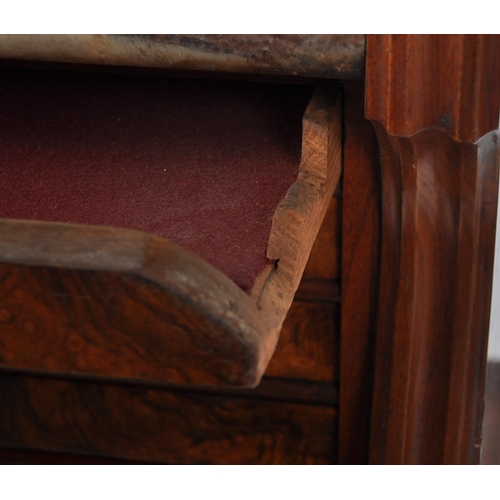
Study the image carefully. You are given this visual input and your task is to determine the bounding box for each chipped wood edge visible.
[253,87,343,364]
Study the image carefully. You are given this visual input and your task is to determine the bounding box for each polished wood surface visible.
[366,35,499,143]
[366,34,500,464]
[266,301,338,382]
[0,373,336,464]
[0,224,270,387]
[339,80,380,464]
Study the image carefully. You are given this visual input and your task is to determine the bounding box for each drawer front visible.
[0,374,337,464]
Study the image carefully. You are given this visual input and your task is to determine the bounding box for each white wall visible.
[488,181,500,361]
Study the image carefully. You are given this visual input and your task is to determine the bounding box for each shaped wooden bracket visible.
[366,34,500,464]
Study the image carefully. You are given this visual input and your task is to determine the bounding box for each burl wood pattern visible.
[366,34,500,464]
[0,225,267,387]
[0,86,342,388]
[0,374,337,464]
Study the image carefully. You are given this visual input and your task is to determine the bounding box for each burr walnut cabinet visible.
[0,34,498,464]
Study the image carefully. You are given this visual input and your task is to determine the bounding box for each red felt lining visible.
[0,69,313,290]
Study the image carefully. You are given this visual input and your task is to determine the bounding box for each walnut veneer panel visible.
[266,302,338,382]
[0,374,337,464]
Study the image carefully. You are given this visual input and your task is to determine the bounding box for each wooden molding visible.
[0,86,342,389]
[366,34,500,142]
[0,34,365,80]
[340,80,380,464]
[365,34,500,464]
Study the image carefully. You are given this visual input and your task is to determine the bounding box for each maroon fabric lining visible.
[0,69,312,290]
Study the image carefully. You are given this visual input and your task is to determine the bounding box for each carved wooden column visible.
[365,35,500,464]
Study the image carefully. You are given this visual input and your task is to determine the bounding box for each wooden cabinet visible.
[0,34,498,464]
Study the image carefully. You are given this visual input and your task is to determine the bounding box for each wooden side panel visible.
[369,124,499,465]
[365,34,500,464]
[259,87,342,338]
[0,374,337,464]
[339,81,380,464]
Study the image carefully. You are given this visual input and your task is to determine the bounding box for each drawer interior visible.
[0,68,313,291]
[0,66,341,389]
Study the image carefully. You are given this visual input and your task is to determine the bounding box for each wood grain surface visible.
[0,225,272,387]
[265,301,338,382]
[365,34,500,464]
[294,278,340,304]
[366,35,500,143]
[303,198,341,280]
[0,34,365,80]
[257,87,342,342]
[339,80,380,464]
[0,448,152,464]
[0,374,337,464]
[265,194,341,382]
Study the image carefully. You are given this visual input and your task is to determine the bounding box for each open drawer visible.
[0,68,341,388]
